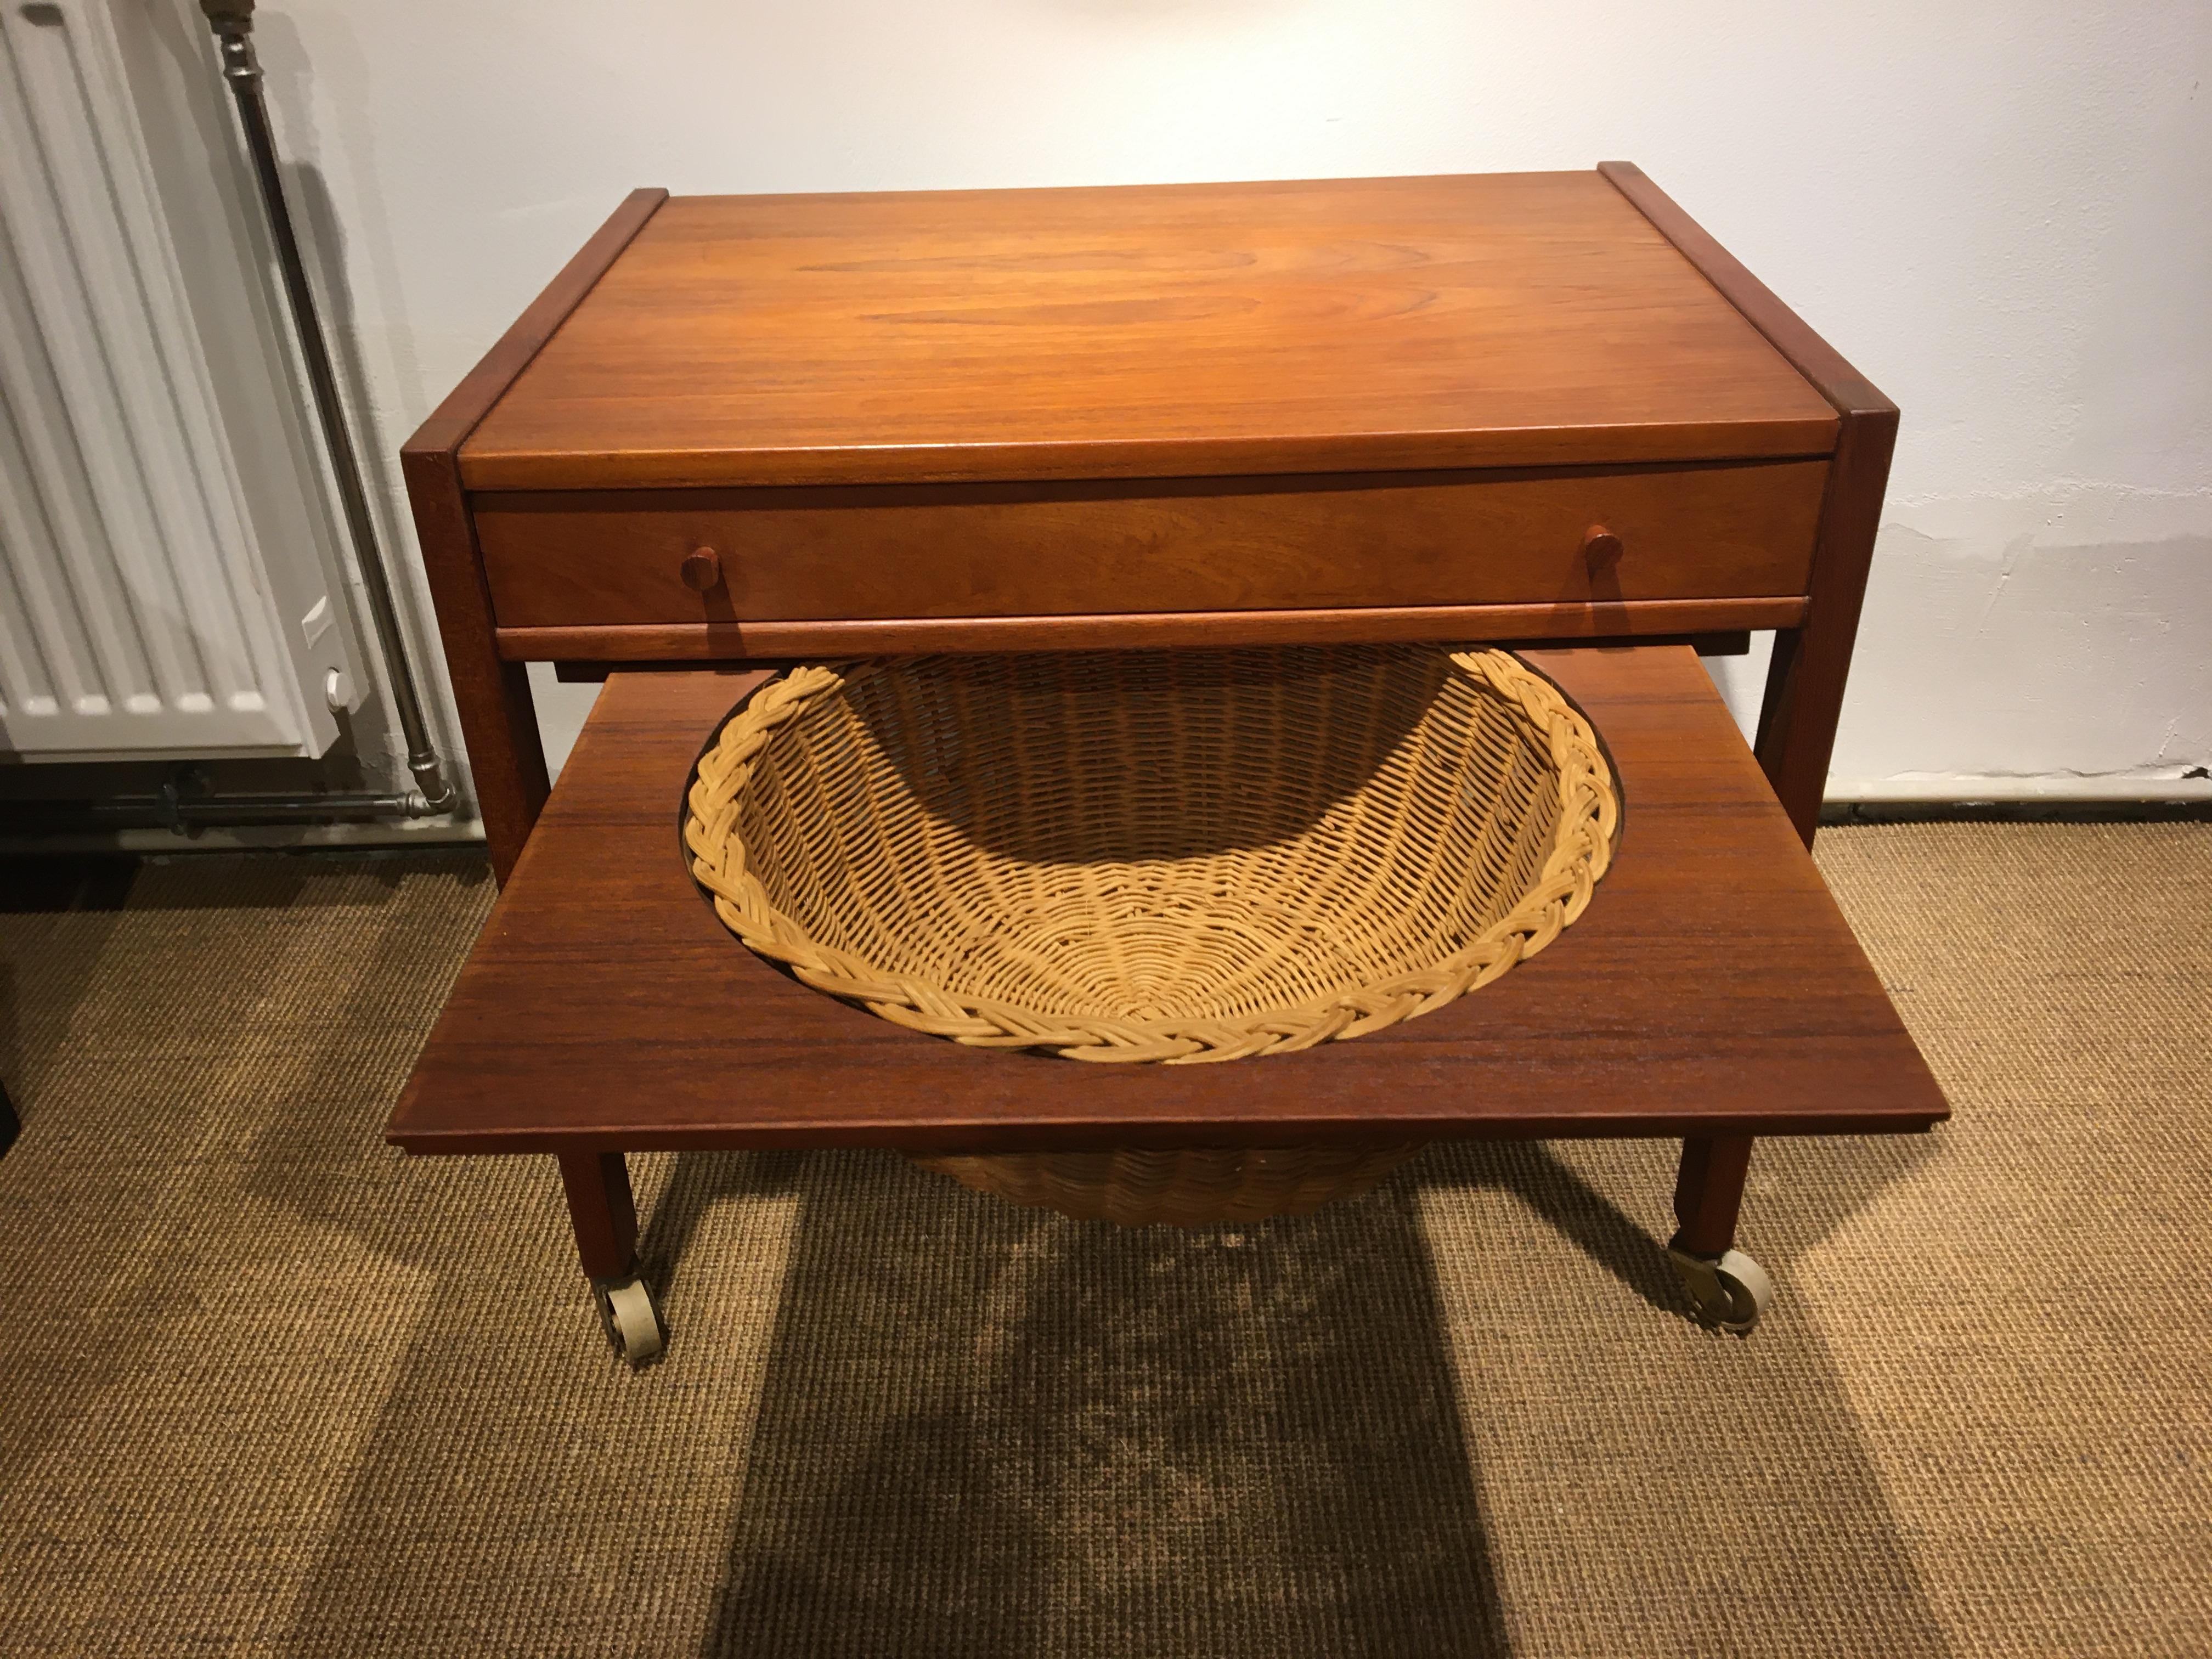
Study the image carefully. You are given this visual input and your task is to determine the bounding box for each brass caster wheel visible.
[592,1274,665,1365]
[1668,1244,1774,1335]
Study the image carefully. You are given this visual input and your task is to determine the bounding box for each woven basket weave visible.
[684,644,1619,1223]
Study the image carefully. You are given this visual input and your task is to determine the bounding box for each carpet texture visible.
[0,824,2205,1657]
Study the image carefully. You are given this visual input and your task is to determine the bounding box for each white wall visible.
[234,0,2210,799]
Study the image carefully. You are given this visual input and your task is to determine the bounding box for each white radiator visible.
[0,0,364,762]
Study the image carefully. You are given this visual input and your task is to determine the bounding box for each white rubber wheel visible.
[1709,1249,1774,1335]
[595,1277,665,1365]
[1668,1244,1775,1335]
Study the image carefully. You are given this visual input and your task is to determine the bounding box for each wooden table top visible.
[457,172,1840,492]
[389,646,1946,1155]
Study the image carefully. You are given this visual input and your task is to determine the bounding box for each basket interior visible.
[709,645,1583,1028]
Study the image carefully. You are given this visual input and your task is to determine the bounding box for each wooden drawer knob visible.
[680,546,723,591]
[1582,525,1624,567]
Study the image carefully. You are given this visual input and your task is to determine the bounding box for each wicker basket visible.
[684,644,1620,1224]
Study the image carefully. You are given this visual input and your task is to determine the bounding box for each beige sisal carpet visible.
[0,823,2205,1657]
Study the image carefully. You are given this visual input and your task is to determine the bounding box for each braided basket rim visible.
[682,647,1620,1065]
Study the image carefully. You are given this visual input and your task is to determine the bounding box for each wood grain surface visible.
[388,647,1947,1154]
[475,460,1826,629]
[456,173,1841,490]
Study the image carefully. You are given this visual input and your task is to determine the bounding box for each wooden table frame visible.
[393,165,1925,1358]
[404,166,1894,881]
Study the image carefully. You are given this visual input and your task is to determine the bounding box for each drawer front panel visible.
[475,461,1828,629]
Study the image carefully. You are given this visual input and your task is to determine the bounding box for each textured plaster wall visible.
[216,0,2209,800]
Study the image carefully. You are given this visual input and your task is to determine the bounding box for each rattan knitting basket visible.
[684,644,1620,1226]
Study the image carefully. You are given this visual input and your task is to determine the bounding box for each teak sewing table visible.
[390,167,1948,1362]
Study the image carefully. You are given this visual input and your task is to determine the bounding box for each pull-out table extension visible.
[391,166,1947,1361]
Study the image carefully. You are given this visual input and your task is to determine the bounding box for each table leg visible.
[556,1151,664,1364]
[1672,1133,1752,1255]
[1667,1135,1774,1334]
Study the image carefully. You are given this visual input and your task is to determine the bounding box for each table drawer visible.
[475,460,1827,629]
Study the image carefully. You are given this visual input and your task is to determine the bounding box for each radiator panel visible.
[0,0,361,761]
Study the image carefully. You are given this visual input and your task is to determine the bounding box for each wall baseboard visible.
[1823,799,2212,826]
[1829,773,2212,805]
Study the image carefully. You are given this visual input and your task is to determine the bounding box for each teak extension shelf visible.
[392,166,1946,1362]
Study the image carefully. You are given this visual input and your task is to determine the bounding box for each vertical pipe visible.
[198,0,454,813]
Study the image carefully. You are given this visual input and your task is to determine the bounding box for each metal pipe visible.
[1,793,420,831]
[1,758,418,832]
[198,0,455,816]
